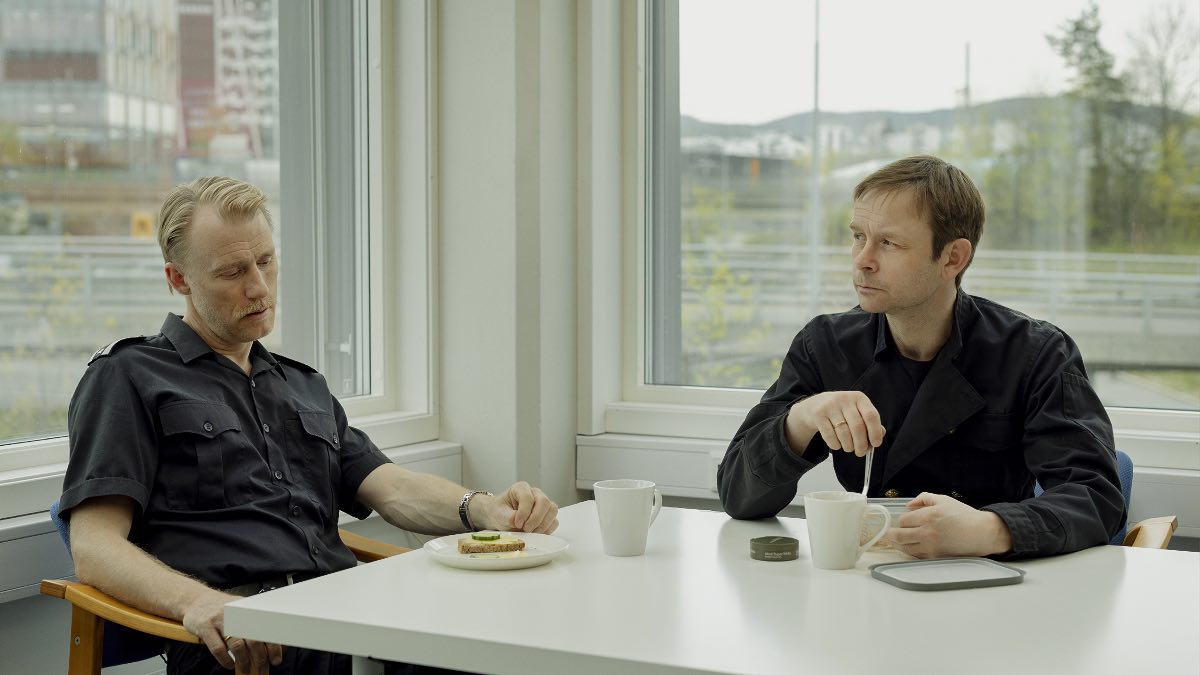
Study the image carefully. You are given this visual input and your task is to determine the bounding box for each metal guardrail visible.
[1,236,1198,369]
[678,243,1200,370]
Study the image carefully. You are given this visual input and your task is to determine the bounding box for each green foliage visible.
[680,186,777,388]
[0,246,92,440]
[0,123,21,166]
[1043,1,1200,253]
[1047,2,1125,103]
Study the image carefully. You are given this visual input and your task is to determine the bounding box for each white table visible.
[225,502,1200,675]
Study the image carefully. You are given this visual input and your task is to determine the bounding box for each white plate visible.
[423,532,570,571]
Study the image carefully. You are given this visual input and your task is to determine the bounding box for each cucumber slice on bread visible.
[458,534,526,555]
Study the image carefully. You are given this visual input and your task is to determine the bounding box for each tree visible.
[1127,1,1199,155]
[1125,1,1200,252]
[1047,1,1128,247]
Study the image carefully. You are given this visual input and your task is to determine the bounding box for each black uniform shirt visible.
[60,314,391,587]
[717,291,1126,559]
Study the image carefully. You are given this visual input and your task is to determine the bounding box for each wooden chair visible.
[41,528,410,675]
[1122,515,1179,549]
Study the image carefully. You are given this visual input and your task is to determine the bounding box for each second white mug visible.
[594,479,663,556]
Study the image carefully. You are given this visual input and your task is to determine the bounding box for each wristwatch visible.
[458,490,493,531]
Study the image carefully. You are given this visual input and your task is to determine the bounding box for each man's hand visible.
[787,391,885,457]
[181,588,283,671]
[476,481,559,533]
[887,492,1013,558]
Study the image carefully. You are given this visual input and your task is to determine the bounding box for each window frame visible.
[581,0,1199,472]
[0,0,440,513]
[277,0,438,446]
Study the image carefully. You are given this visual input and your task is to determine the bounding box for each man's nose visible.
[245,267,269,298]
[854,243,878,271]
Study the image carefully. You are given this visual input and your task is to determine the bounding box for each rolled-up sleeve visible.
[718,329,830,519]
[983,330,1125,558]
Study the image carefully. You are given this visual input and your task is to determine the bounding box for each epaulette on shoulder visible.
[272,352,319,374]
[89,336,148,365]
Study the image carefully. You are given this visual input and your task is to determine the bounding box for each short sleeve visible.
[328,396,391,520]
[60,357,157,519]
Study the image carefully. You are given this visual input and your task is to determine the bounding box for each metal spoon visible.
[862,448,874,496]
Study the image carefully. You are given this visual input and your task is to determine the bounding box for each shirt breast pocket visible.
[286,410,340,513]
[159,401,242,510]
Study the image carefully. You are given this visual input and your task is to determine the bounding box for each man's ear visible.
[164,262,190,296]
[942,238,972,281]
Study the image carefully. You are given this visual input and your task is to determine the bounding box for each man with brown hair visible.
[717,156,1125,559]
[61,177,556,674]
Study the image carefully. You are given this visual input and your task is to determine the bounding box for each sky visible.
[679,0,1200,124]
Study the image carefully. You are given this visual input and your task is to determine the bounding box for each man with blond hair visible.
[718,156,1125,559]
[60,177,552,674]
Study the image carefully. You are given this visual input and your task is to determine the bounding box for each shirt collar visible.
[160,313,282,376]
[250,341,285,379]
[160,314,213,363]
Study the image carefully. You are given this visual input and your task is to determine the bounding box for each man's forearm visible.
[361,464,482,535]
[72,532,220,622]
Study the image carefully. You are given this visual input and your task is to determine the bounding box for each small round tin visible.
[750,536,799,562]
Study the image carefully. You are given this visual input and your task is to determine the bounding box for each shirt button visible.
[273,470,284,480]
[884,488,900,498]
[332,435,339,446]
[262,423,270,433]
[311,545,319,556]
[202,422,213,432]
[251,380,257,388]
[291,505,300,517]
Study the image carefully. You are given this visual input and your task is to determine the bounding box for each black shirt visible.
[60,314,391,587]
[716,291,1126,559]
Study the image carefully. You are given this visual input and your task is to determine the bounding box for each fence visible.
[1,236,1198,371]
[679,243,1200,371]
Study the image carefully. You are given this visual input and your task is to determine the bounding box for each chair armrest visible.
[40,579,200,644]
[338,528,412,563]
[1122,515,1179,549]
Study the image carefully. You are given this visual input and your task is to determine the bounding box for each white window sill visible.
[577,431,1200,541]
[601,401,1200,470]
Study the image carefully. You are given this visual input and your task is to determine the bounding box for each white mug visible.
[803,491,891,570]
[594,479,663,556]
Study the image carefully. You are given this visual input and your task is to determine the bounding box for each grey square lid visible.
[870,557,1026,591]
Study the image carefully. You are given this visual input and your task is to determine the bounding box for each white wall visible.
[439,0,581,505]
[0,594,165,674]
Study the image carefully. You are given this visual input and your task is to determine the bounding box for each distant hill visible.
[680,95,1176,137]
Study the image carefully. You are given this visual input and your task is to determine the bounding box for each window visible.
[645,0,1200,416]
[0,0,436,460]
[0,0,224,446]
